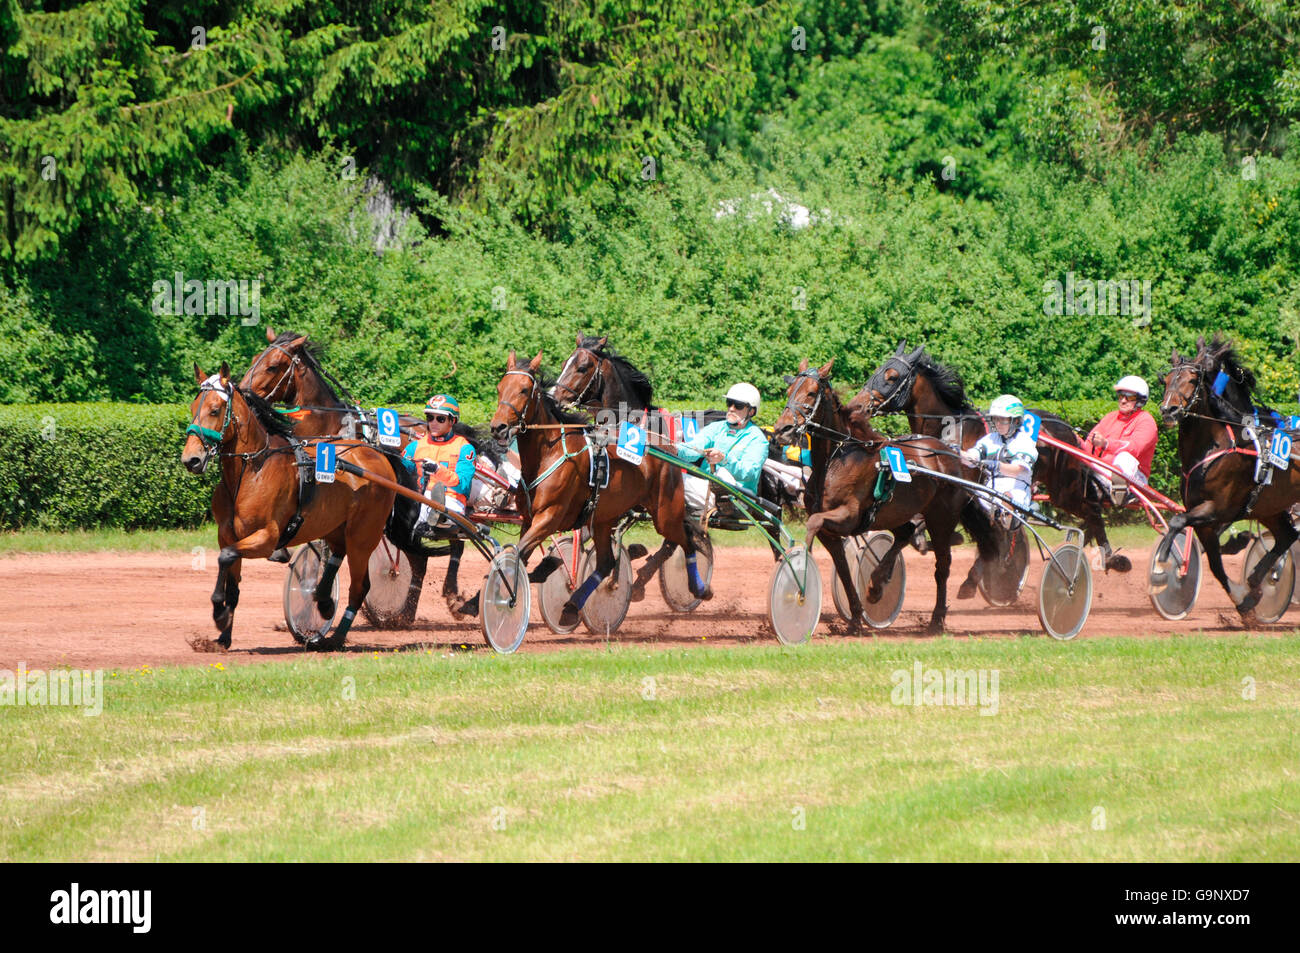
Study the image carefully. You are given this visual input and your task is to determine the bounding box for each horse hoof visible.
[925,621,944,636]
[267,548,290,564]
[1105,554,1132,573]
[305,632,337,652]
[956,580,977,600]
[559,602,581,628]
[630,585,646,603]
[627,543,649,560]
[692,585,714,602]
[316,597,336,620]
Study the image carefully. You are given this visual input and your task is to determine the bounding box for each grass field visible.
[3,636,1298,861]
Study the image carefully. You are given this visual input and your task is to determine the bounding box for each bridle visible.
[243,342,302,402]
[495,368,543,442]
[861,355,917,416]
[779,368,827,439]
[185,376,238,474]
[552,347,605,408]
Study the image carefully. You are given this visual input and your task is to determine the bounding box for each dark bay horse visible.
[1159,335,1300,621]
[241,326,492,611]
[855,342,1127,591]
[773,358,998,634]
[181,363,395,650]
[485,351,710,627]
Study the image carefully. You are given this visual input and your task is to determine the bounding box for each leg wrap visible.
[569,570,606,609]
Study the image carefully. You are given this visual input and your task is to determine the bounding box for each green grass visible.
[3,637,1298,861]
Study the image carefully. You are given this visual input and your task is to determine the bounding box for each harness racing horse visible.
[480,350,711,627]
[241,327,493,613]
[855,342,1127,594]
[773,358,999,634]
[181,362,396,650]
[1159,335,1300,622]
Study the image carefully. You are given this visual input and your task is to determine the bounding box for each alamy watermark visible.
[1043,272,1151,327]
[890,660,999,716]
[1,662,104,716]
[151,271,262,325]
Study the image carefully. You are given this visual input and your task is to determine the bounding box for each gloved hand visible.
[959,448,979,468]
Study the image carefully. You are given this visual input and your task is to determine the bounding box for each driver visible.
[676,382,769,514]
[960,394,1038,527]
[404,394,476,536]
[1085,375,1157,504]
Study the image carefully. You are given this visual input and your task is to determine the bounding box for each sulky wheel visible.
[283,541,339,645]
[1147,528,1202,621]
[480,547,530,654]
[361,541,426,629]
[768,545,822,645]
[659,535,715,613]
[1239,533,1296,624]
[856,532,906,629]
[978,525,1030,607]
[539,535,582,635]
[579,544,634,636]
[831,536,864,622]
[1037,543,1092,641]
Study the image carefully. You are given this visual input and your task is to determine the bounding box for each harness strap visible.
[275,442,319,550]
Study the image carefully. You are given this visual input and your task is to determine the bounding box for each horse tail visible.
[381,448,423,553]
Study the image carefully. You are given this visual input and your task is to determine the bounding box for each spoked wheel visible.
[1239,533,1296,624]
[1037,543,1092,640]
[1148,528,1203,621]
[283,541,339,645]
[480,547,530,654]
[1292,539,1300,606]
[768,545,822,645]
[978,526,1030,607]
[659,535,715,613]
[580,544,634,635]
[361,542,426,629]
[831,536,864,622]
[539,535,581,635]
[856,533,906,629]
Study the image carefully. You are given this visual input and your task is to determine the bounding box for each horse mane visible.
[525,365,591,426]
[271,330,342,405]
[580,335,654,408]
[1199,334,1265,418]
[239,387,298,441]
[452,421,503,465]
[913,351,975,413]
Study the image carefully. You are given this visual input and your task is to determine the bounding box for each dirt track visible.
[2,543,1293,671]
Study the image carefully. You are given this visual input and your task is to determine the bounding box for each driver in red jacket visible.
[1086,375,1158,504]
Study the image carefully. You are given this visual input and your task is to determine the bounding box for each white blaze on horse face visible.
[201,374,231,401]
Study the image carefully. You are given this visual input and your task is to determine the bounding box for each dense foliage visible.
[3,1,1298,415]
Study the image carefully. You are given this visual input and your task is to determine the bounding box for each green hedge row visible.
[15,398,1288,531]
[0,404,216,531]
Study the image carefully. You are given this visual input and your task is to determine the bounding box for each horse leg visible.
[1188,521,1248,610]
[456,513,568,619]
[199,527,279,652]
[561,520,617,627]
[312,529,348,622]
[310,530,375,651]
[1238,513,1299,614]
[866,526,911,604]
[925,517,956,635]
[817,528,861,630]
[631,540,675,602]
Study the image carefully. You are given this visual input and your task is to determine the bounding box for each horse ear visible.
[819,358,834,380]
[265,326,276,344]
[507,351,517,370]
[529,350,544,370]
[797,357,809,373]
[1196,334,1206,352]
[219,361,231,385]
[907,345,924,361]
[596,335,608,349]
[895,339,907,356]
[782,375,795,385]
[576,332,583,347]
[194,362,205,384]
[288,335,308,351]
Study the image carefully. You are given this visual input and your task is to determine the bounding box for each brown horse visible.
[773,358,998,634]
[483,351,709,626]
[1159,335,1300,620]
[854,342,1130,591]
[181,362,395,650]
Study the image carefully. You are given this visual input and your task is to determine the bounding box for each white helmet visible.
[1114,375,1149,404]
[725,382,761,412]
[988,394,1025,419]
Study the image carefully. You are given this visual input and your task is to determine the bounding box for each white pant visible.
[685,467,739,513]
[418,487,465,525]
[1091,451,1146,485]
